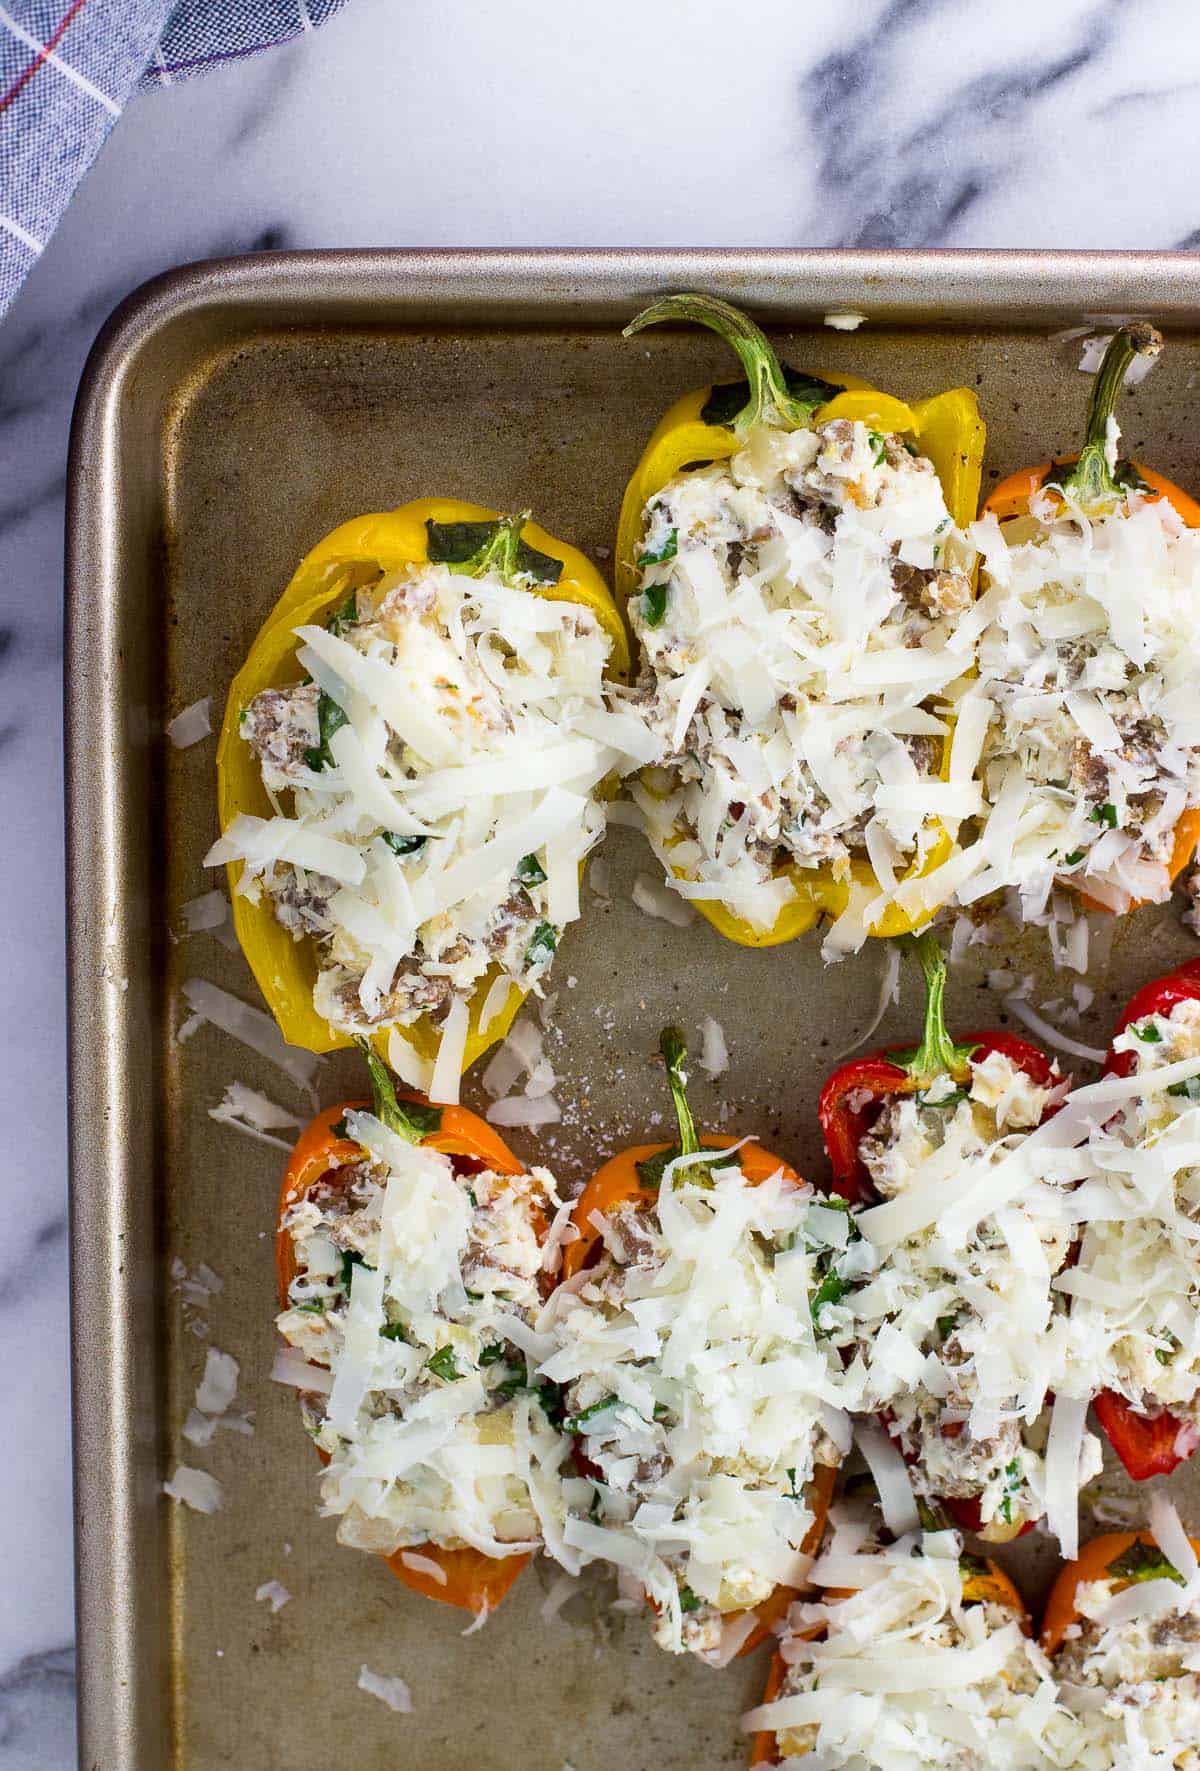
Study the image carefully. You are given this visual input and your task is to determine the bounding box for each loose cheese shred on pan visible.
[632,873,697,928]
[1002,994,1106,1064]
[486,1093,561,1130]
[698,1015,728,1078]
[357,1665,413,1714]
[830,941,901,1061]
[178,978,319,1099]
[180,890,229,934]
[163,1466,224,1514]
[461,1599,491,1637]
[166,698,212,748]
[195,1348,239,1416]
[209,1082,304,1150]
[255,1580,291,1613]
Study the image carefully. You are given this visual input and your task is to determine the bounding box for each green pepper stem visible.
[660,1026,700,1157]
[1060,323,1161,513]
[358,1038,426,1145]
[893,933,976,1089]
[624,292,822,436]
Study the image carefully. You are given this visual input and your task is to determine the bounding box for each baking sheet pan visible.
[66,250,1200,1771]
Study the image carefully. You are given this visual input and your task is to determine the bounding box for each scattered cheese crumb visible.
[357,1665,412,1713]
[823,311,866,331]
[698,1015,728,1078]
[632,873,696,928]
[255,1580,291,1613]
[195,1348,239,1417]
[163,1466,224,1514]
[166,698,212,749]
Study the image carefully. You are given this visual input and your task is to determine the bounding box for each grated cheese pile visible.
[1053,999,1200,1451]
[744,1516,1063,1766]
[275,1109,569,1561]
[1052,1514,1200,1769]
[208,556,649,1046]
[534,1152,848,1660]
[967,480,1200,918]
[618,416,978,944]
[820,1048,1100,1538]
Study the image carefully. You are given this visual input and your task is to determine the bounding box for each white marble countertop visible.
[3,0,1200,1760]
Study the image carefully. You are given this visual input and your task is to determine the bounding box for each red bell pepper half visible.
[817,933,1061,1538]
[817,932,1059,1205]
[1093,958,1200,1479]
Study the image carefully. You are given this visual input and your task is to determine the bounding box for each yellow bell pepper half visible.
[615,294,985,948]
[216,497,629,1070]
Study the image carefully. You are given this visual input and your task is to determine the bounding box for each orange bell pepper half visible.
[1041,1530,1200,1658]
[982,324,1200,907]
[560,1027,836,1655]
[274,1048,539,1616]
[750,1554,1027,1765]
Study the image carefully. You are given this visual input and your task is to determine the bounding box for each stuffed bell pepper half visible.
[965,323,1200,919]
[273,1045,568,1616]
[745,1505,1050,1768]
[537,1027,844,1663]
[210,498,635,1093]
[814,932,1085,1542]
[614,294,985,953]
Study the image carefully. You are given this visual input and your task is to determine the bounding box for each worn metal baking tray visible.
[66,250,1200,1771]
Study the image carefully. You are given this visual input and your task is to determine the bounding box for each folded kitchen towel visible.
[0,0,351,317]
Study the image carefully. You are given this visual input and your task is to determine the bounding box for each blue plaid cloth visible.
[0,0,351,315]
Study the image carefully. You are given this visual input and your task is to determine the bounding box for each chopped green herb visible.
[379,1323,407,1342]
[959,1550,989,1581]
[810,1270,846,1326]
[1090,802,1119,829]
[330,1117,350,1141]
[426,1346,462,1383]
[1063,850,1086,867]
[936,1314,959,1340]
[678,1585,702,1614]
[303,691,349,772]
[641,582,669,628]
[326,588,360,636]
[637,528,679,568]
[867,430,887,466]
[653,1402,671,1423]
[381,831,427,857]
[1135,1022,1163,1043]
[479,1342,508,1366]
[533,1378,566,1428]
[784,1467,801,1501]
[516,853,547,887]
[463,1287,483,1303]
[525,921,558,968]
[491,1369,527,1402]
[295,1300,325,1315]
[566,1394,620,1434]
[339,1249,366,1291]
[1168,1077,1200,1101]
[1107,1540,1183,1585]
